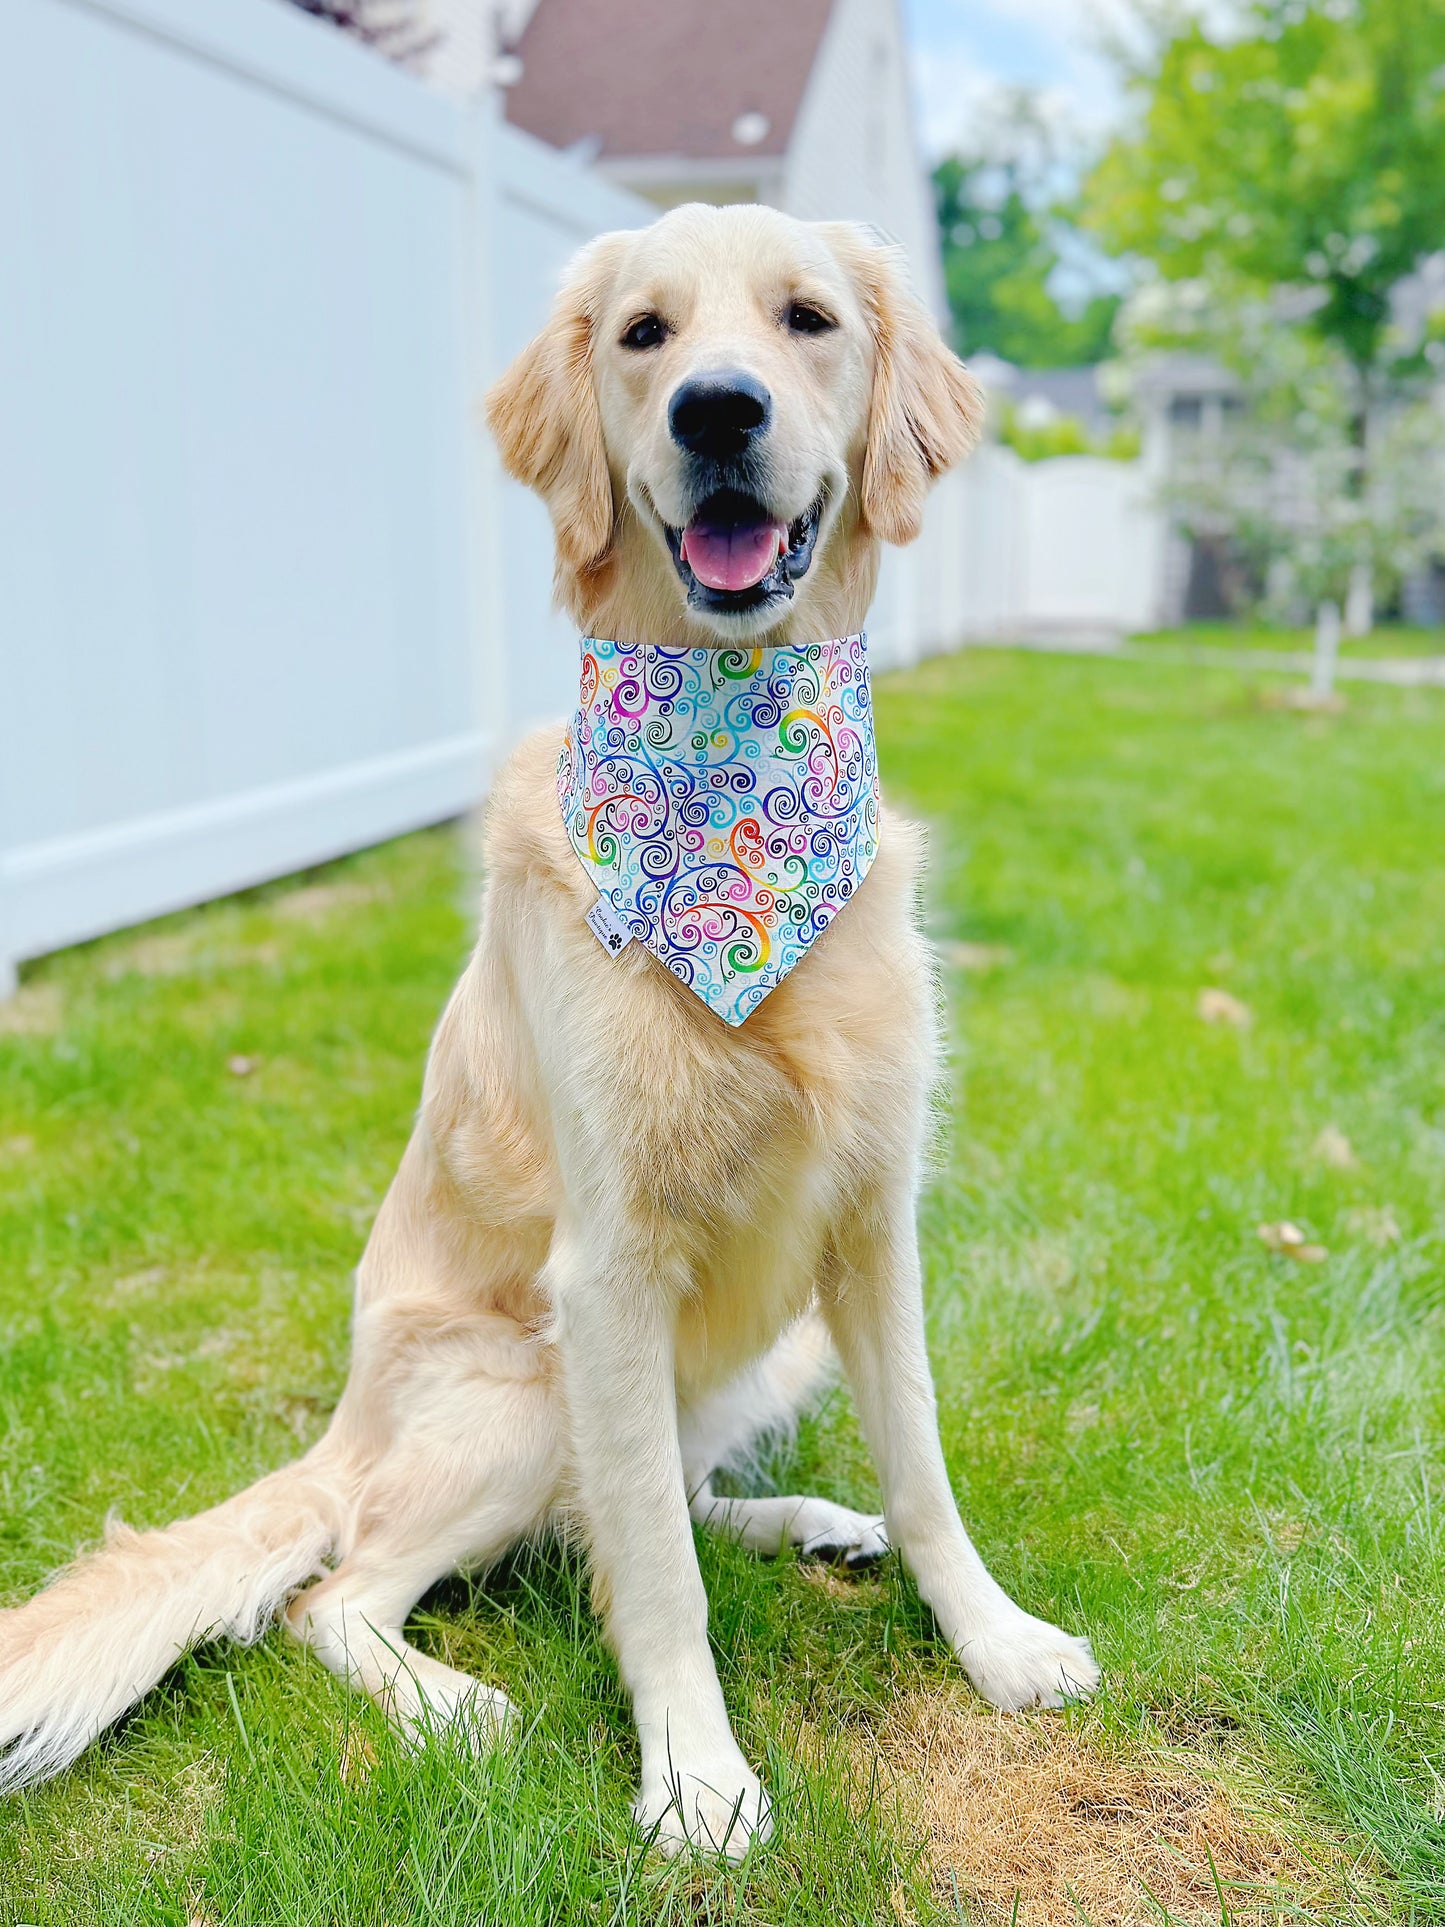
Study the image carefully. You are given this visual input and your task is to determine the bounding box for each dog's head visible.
[487,203,982,642]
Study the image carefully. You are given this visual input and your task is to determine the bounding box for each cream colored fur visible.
[0,204,1096,1856]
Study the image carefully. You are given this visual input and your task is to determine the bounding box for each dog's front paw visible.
[634,1752,773,1859]
[956,1609,1099,1711]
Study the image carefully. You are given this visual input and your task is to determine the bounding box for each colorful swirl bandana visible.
[557,634,880,1026]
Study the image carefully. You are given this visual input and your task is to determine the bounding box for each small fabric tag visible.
[585,892,635,957]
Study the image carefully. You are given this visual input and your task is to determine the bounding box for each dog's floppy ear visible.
[485,231,627,582]
[826,225,984,547]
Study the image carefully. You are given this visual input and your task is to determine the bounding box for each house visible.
[969,358,1118,439]
[1126,354,1248,622]
[1124,250,1445,626]
[419,0,946,320]
[1131,342,1445,627]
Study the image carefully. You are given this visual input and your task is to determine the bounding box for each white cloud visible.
[909,53,1122,165]
[905,0,1243,160]
[908,44,1008,159]
[906,8,1127,160]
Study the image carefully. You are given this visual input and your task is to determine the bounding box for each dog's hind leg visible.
[289,1552,515,1753]
[286,1361,559,1751]
[679,1310,889,1568]
[688,1483,889,1568]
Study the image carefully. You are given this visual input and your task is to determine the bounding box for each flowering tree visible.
[286,0,433,67]
[1117,280,1445,625]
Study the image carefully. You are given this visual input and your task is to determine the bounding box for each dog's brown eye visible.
[621,314,667,351]
[785,302,835,336]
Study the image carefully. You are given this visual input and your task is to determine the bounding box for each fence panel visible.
[0,0,484,988]
[0,0,656,992]
[1013,456,1166,634]
[487,124,650,738]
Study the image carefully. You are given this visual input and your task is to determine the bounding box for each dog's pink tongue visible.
[681,518,785,592]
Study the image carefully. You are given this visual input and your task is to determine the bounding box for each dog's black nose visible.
[668,372,772,460]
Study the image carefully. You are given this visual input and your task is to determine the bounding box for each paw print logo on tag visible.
[585,894,636,957]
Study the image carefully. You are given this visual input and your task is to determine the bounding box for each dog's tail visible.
[0,1453,348,1791]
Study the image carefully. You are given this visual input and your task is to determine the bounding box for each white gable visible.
[780,0,946,321]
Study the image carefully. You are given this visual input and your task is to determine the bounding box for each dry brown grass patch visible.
[1198,986,1253,1028]
[798,1561,887,1605]
[0,983,63,1036]
[107,1263,171,1303]
[872,1693,1346,1926]
[102,933,281,979]
[940,940,1014,974]
[106,933,202,978]
[271,880,380,923]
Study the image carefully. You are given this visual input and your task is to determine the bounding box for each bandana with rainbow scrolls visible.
[557,634,880,1026]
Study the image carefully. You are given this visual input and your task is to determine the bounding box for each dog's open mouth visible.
[664,490,822,614]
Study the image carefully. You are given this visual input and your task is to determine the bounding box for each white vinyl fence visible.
[867,446,1166,666]
[0,0,648,993]
[0,0,1161,993]
[992,451,1166,636]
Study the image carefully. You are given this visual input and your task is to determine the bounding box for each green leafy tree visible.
[1086,0,1445,624]
[934,95,1121,368]
[935,156,1120,368]
[1087,0,1445,382]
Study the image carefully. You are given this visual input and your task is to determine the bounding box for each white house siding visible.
[417,0,537,98]
[780,0,947,323]
[415,0,491,96]
[774,0,956,670]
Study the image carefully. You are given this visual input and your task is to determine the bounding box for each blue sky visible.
[900,0,1127,157]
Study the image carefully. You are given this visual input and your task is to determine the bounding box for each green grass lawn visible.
[1,648,1442,1925]
[1131,621,1445,661]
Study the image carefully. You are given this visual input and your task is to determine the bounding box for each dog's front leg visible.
[824,1187,1100,1711]
[546,1226,771,1859]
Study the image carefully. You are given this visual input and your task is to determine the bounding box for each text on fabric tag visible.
[585,893,635,956]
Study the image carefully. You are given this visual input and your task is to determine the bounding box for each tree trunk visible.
[1346,374,1374,637]
[1312,599,1341,702]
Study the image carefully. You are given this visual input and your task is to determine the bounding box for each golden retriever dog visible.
[0,203,1096,1855]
